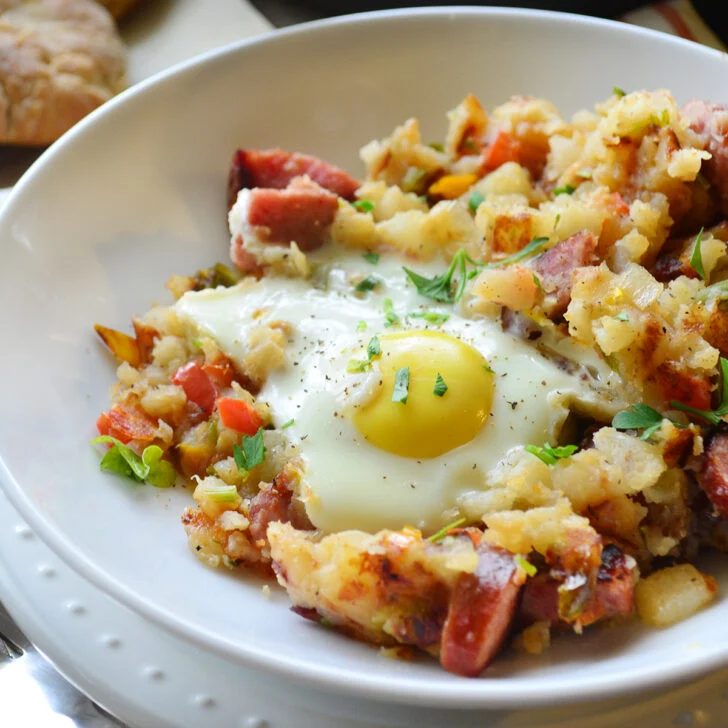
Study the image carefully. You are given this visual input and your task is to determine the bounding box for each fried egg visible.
[176,246,609,534]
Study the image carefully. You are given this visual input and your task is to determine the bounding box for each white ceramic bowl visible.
[2,6,728,709]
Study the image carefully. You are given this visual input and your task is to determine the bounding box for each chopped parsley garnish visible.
[427,517,467,543]
[356,320,367,332]
[483,364,495,374]
[392,366,410,404]
[613,311,630,322]
[485,237,549,269]
[403,248,482,304]
[433,373,448,397]
[91,436,176,488]
[576,169,592,179]
[383,297,401,327]
[354,274,380,293]
[461,138,478,153]
[362,251,380,264]
[281,418,295,430]
[532,273,545,293]
[670,356,728,426]
[404,239,548,305]
[347,358,370,373]
[514,554,538,577]
[428,142,445,152]
[233,427,266,471]
[553,184,576,196]
[409,310,450,325]
[367,335,381,359]
[612,403,675,440]
[352,199,375,213]
[613,86,626,98]
[525,442,578,465]
[468,190,485,213]
[689,228,706,281]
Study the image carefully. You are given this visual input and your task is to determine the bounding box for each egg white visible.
[176,245,609,534]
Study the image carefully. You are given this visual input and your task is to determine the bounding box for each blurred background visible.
[249,0,725,39]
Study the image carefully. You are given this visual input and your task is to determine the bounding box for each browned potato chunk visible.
[635,564,717,627]
[94,324,140,367]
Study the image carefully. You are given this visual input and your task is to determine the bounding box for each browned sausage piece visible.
[230,176,340,271]
[682,100,728,216]
[697,432,728,519]
[520,544,635,629]
[533,230,599,319]
[228,148,360,209]
[440,544,522,677]
[248,472,312,544]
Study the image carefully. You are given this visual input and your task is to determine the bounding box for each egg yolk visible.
[351,330,494,459]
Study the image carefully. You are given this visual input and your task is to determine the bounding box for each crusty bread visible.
[0,0,127,146]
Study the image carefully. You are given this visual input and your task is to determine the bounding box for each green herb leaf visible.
[612,403,667,433]
[483,364,495,374]
[367,335,381,360]
[403,249,484,304]
[354,275,380,293]
[409,310,450,325]
[392,366,410,404]
[485,237,549,270]
[347,358,370,373]
[614,311,630,322]
[670,356,728,425]
[233,428,266,472]
[92,435,147,481]
[461,139,478,153]
[468,190,485,213]
[532,273,545,293]
[91,437,175,487]
[689,228,706,282]
[514,554,538,577]
[428,142,445,152]
[427,517,467,543]
[353,200,375,213]
[613,86,626,98]
[433,373,448,397]
[383,297,400,327]
[639,422,663,441]
[356,320,367,332]
[362,251,380,264]
[525,442,578,466]
[576,169,592,179]
[281,418,295,430]
[141,445,176,488]
[553,184,576,196]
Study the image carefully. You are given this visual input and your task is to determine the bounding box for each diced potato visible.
[635,564,717,627]
[471,266,540,311]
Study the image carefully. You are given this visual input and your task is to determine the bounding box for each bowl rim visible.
[1,5,727,708]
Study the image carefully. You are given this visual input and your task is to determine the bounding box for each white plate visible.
[2,486,727,728]
[2,6,728,709]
